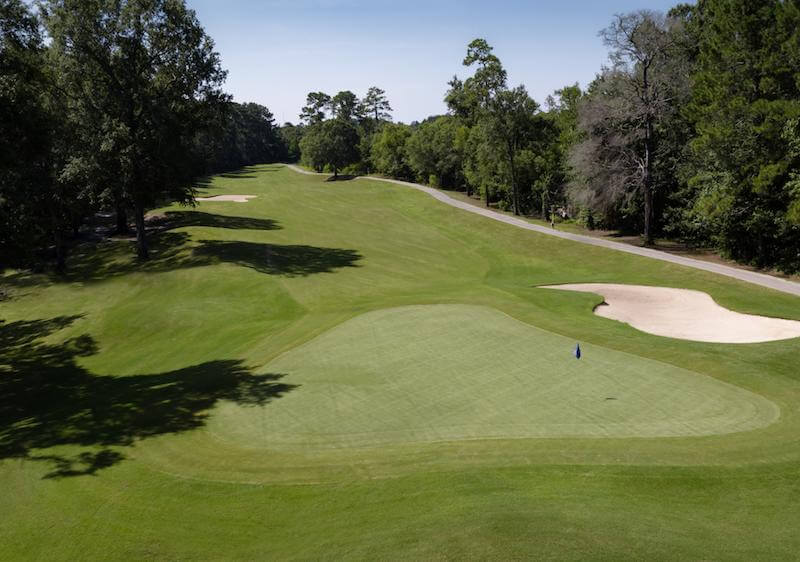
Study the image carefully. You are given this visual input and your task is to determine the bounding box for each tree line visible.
[1,0,286,271]
[4,0,799,274]
[291,0,800,273]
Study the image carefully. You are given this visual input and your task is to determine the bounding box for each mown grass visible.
[2,164,800,559]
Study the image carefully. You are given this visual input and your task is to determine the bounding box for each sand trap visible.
[196,195,257,203]
[541,283,800,343]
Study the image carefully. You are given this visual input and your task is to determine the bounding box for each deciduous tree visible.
[43,0,228,259]
[299,119,360,179]
[572,11,681,243]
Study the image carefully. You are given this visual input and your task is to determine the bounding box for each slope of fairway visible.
[211,305,778,447]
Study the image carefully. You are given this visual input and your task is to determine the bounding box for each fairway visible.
[212,305,777,447]
[4,164,800,559]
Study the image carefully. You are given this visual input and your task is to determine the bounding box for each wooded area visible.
[1,0,286,270]
[2,0,799,273]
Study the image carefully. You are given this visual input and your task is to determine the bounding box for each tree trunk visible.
[642,65,654,246]
[115,202,129,234]
[485,186,491,207]
[48,201,66,274]
[541,191,547,219]
[134,200,149,260]
[643,165,654,245]
[53,229,66,274]
[643,115,654,245]
[333,165,338,179]
[508,143,519,216]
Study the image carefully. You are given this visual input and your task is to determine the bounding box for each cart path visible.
[284,164,800,297]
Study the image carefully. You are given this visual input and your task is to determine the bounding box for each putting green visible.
[209,305,778,448]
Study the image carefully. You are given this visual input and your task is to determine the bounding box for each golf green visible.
[209,305,777,449]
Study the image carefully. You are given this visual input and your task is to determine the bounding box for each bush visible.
[576,207,595,230]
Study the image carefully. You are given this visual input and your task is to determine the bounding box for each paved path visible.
[285,164,800,297]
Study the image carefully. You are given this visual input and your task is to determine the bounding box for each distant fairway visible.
[212,305,777,448]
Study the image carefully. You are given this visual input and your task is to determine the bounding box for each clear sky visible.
[186,0,681,125]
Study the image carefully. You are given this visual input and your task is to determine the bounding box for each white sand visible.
[196,195,257,203]
[541,283,800,343]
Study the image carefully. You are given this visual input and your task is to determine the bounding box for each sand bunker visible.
[196,195,257,203]
[541,283,800,343]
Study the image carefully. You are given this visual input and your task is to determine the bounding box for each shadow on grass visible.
[8,226,362,283]
[193,240,362,277]
[0,316,296,478]
[194,166,280,186]
[157,210,281,232]
[325,174,357,182]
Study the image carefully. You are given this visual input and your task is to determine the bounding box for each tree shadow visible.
[193,176,214,190]
[325,175,357,182]
[62,232,204,281]
[193,240,362,277]
[154,210,282,232]
[0,316,297,478]
[2,212,361,284]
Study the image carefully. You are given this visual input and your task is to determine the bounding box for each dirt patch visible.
[541,283,800,343]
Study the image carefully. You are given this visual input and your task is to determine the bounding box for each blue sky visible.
[187,0,681,124]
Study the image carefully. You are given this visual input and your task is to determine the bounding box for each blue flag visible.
[574,343,581,359]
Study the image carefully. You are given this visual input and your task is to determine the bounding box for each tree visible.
[43,0,228,260]
[362,86,392,123]
[405,115,465,188]
[445,38,507,127]
[197,102,285,173]
[680,0,800,271]
[453,39,541,215]
[329,90,361,122]
[299,91,330,126]
[462,122,504,205]
[279,122,305,163]
[299,119,360,179]
[0,0,55,267]
[0,0,87,272]
[572,11,681,243]
[542,84,584,217]
[485,86,540,215]
[370,122,412,178]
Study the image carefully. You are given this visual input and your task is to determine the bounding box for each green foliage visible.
[299,119,360,177]
[330,90,361,121]
[299,91,330,125]
[576,207,596,230]
[404,115,466,187]
[1,0,49,265]
[361,86,392,123]
[680,0,800,271]
[370,122,412,178]
[43,0,228,259]
[279,122,305,162]
[199,102,286,173]
[0,0,81,270]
